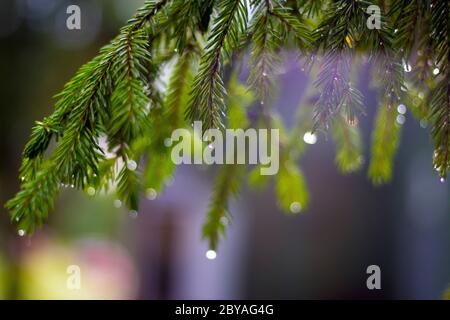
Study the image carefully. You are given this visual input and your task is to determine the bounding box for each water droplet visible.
[400,85,408,92]
[290,202,302,213]
[433,68,440,75]
[262,72,267,77]
[164,138,172,147]
[394,28,398,33]
[207,143,214,150]
[70,184,75,188]
[129,210,138,219]
[440,177,445,183]
[396,114,406,125]
[303,132,317,145]
[113,199,122,208]
[206,250,217,260]
[402,60,412,72]
[174,48,178,53]
[418,92,424,99]
[220,216,229,226]
[87,187,95,196]
[260,101,264,105]
[145,188,157,200]
[397,104,407,114]
[18,229,25,237]
[348,118,358,127]
[127,160,137,171]
[20,176,25,181]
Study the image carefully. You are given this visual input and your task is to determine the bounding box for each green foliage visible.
[5,0,450,249]
[368,104,402,184]
[276,161,309,214]
[248,0,311,101]
[312,0,366,130]
[332,116,363,173]
[186,0,248,129]
[203,164,243,251]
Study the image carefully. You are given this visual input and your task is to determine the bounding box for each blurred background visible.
[0,0,449,299]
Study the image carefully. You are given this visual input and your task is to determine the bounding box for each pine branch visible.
[332,115,363,173]
[186,0,248,129]
[294,0,325,18]
[6,0,171,232]
[116,164,140,211]
[203,164,243,251]
[430,73,450,179]
[312,0,365,131]
[368,104,402,184]
[107,27,151,149]
[248,1,311,102]
[248,0,279,102]
[143,50,195,192]
[5,0,449,247]
[275,160,309,214]
[5,163,59,234]
[429,0,450,179]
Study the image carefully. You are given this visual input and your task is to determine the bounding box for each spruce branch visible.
[332,115,363,174]
[5,0,449,248]
[429,0,450,179]
[248,0,280,102]
[203,164,243,251]
[6,0,171,233]
[186,0,248,129]
[275,160,309,214]
[430,72,450,179]
[144,49,196,192]
[6,163,59,234]
[312,0,365,131]
[368,103,402,184]
[248,0,311,102]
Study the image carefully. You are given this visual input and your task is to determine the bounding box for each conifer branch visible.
[5,0,449,247]
[203,164,243,251]
[6,0,171,233]
[429,0,450,179]
[186,0,248,129]
[312,0,365,131]
[368,103,401,184]
[332,115,363,173]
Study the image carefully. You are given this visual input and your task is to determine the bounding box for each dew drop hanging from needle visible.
[206,250,217,260]
[145,188,157,200]
[402,59,412,72]
[129,210,138,219]
[114,199,122,208]
[127,160,137,171]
